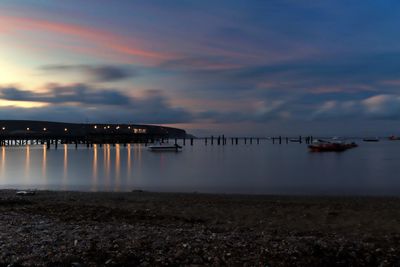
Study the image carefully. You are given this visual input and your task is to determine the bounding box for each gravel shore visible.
[1,190,400,266]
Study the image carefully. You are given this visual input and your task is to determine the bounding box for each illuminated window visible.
[133,128,147,134]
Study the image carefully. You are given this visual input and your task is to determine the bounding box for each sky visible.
[1,0,400,136]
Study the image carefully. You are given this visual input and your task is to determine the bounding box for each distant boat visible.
[363,137,379,142]
[308,139,357,152]
[389,136,400,141]
[148,144,182,152]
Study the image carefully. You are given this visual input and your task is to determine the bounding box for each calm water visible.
[1,140,400,195]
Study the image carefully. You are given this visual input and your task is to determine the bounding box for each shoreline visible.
[1,189,400,266]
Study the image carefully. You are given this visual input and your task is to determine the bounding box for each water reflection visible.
[92,144,98,191]
[127,144,131,175]
[42,145,47,186]
[104,144,111,190]
[134,143,142,174]
[115,144,120,191]
[1,146,5,179]
[25,145,30,181]
[62,144,68,189]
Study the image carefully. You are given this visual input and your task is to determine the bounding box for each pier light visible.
[116,126,120,130]
[1,127,5,130]
[103,126,106,129]
[26,127,30,131]
[43,128,47,131]
[64,128,68,132]
[94,125,97,129]
[107,125,110,129]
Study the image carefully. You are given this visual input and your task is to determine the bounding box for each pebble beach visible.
[1,190,400,266]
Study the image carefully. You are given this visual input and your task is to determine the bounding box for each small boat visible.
[16,190,36,196]
[363,137,379,142]
[148,144,182,152]
[389,136,400,141]
[308,139,357,152]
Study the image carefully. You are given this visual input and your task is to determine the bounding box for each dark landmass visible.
[0,119,187,139]
[1,190,400,266]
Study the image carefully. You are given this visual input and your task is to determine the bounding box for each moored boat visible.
[363,137,379,142]
[389,135,400,141]
[308,139,357,152]
[148,144,182,152]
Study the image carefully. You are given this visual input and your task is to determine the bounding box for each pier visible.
[0,120,186,149]
[0,120,314,149]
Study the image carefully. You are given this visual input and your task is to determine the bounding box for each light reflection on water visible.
[1,140,400,195]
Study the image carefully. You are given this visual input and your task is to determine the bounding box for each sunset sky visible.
[1,1,400,136]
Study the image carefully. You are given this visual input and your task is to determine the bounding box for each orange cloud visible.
[0,15,173,64]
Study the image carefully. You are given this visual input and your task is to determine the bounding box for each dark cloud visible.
[0,84,130,106]
[233,52,400,91]
[157,51,400,99]
[41,64,135,82]
[0,84,193,124]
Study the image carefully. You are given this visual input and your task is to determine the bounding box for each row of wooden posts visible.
[0,135,314,149]
[172,135,314,146]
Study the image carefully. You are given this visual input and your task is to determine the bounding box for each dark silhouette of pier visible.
[0,120,186,148]
[173,135,314,146]
[0,120,315,149]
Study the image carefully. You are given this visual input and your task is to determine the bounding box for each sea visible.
[1,139,400,195]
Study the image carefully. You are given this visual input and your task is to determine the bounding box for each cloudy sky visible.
[1,1,400,136]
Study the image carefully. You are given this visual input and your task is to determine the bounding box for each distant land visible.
[0,120,187,141]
